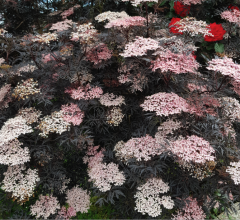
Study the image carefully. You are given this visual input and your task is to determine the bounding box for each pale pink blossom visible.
[56,206,77,220]
[221,9,240,27]
[61,103,84,126]
[0,84,12,109]
[140,92,189,116]
[172,197,206,220]
[170,135,215,163]
[100,93,125,107]
[120,36,159,57]
[150,50,200,74]
[86,43,112,65]
[121,0,158,7]
[179,0,205,5]
[30,194,60,219]
[61,7,74,19]
[66,186,91,213]
[105,16,146,28]
[65,83,103,100]
[114,135,165,163]
[226,161,240,185]
[50,19,74,32]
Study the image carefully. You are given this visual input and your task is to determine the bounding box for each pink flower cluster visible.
[114,134,165,163]
[140,92,189,117]
[56,206,76,220]
[50,19,74,32]
[150,50,200,74]
[84,146,126,192]
[120,36,159,57]
[105,16,146,29]
[61,103,84,126]
[61,7,74,19]
[170,135,215,163]
[172,197,206,220]
[65,83,103,100]
[221,9,240,27]
[66,186,91,213]
[86,43,112,65]
[207,56,240,82]
[134,178,174,217]
[30,194,60,219]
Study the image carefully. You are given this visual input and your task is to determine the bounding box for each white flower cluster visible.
[2,164,40,204]
[134,178,174,217]
[95,11,129,22]
[70,22,98,42]
[31,32,58,44]
[219,97,240,122]
[106,107,124,126]
[17,107,42,124]
[12,78,41,100]
[36,111,71,138]
[121,0,158,7]
[173,17,214,37]
[30,194,60,219]
[100,93,125,107]
[0,139,30,166]
[226,161,240,185]
[66,186,91,213]
[0,116,33,145]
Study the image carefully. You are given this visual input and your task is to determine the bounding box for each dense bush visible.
[1,0,240,219]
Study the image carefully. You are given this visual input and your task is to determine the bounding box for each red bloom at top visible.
[204,23,226,42]
[228,4,240,11]
[169,18,183,35]
[174,1,191,17]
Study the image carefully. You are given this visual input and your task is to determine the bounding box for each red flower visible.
[169,18,183,35]
[174,1,191,17]
[204,23,226,42]
[192,51,197,59]
[228,4,240,11]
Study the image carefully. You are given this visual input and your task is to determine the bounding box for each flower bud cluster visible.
[50,19,75,32]
[121,0,158,7]
[66,186,91,213]
[12,78,41,100]
[221,9,240,27]
[106,107,124,126]
[56,206,76,220]
[30,194,60,219]
[100,93,125,107]
[134,178,174,217]
[36,111,71,138]
[178,159,216,181]
[2,164,40,204]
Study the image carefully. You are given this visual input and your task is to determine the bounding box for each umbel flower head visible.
[140,92,189,117]
[134,178,174,217]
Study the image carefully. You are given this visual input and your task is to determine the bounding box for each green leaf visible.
[169,0,174,11]
[160,0,167,6]
[214,43,224,53]
[167,11,175,18]
[213,208,218,215]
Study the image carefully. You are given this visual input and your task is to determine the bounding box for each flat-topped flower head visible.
[141,92,189,116]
